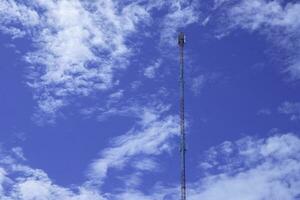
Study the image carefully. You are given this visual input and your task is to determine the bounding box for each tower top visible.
[178,32,185,47]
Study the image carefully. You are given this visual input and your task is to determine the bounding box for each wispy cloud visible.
[194,133,300,200]
[216,0,300,80]
[0,0,39,38]
[190,75,206,96]
[257,108,272,116]
[189,73,221,96]
[0,148,105,200]
[1,133,300,199]
[87,104,178,185]
[278,101,300,121]
[0,0,151,121]
[0,0,201,123]
[160,0,199,46]
[144,59,162,79]
[26,0,149,118]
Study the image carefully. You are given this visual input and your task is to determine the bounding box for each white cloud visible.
[191,75,206,96]
[144,59,162,79]
[0,0,39,38]
[213,0,230,9]
[0,134,300,199]
[257,108,272,116]
[278,101,300,121]
[27,0,150,116]
[0,0,151,120]
[192,134,300,200]
[160,0,199,45]
[11,147,26,161]
[221,0,300,79]
[202,16,210,26]
[69,133,300,199]
[0,148,105,200]
[87,104,178,185]
[133,158,158,171]
[0,0,201,122]
[228,0,300,31]
[190,73,220,96]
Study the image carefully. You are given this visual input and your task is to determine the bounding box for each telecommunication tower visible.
[178,32,186,200]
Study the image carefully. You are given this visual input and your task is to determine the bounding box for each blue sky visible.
[0,0,300,199]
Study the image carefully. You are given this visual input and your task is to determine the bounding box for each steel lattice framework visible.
[178,32,186,200]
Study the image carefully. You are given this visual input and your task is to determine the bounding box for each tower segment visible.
[178,32,186,200]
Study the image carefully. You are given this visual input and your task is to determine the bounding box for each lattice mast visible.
[178,32,186,200]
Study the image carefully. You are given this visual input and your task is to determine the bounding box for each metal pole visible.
[178,32,186,200]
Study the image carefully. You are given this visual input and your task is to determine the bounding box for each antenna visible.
[178,32,186,200]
